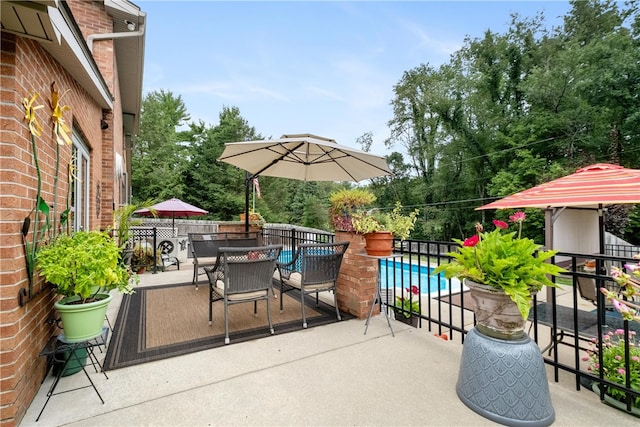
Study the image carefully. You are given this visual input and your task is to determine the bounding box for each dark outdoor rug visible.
[103,281,349,370]
[437,290,475,311]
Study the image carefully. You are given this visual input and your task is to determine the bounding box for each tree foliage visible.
[132,1,639,244]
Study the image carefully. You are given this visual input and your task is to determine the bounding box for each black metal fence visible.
[384,237,639,414]
[262,225,335,254]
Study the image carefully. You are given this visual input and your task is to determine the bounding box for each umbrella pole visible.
[244,172,251,232]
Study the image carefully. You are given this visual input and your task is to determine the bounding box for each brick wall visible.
[0,2,122,424]
[334,231,380,318]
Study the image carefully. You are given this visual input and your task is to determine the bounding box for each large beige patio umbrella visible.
[218,133,392,230]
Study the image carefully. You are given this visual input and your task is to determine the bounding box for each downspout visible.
[87,23,145,53]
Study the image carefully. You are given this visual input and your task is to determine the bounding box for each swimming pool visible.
[379,259,459,295]
[278,250,459,295]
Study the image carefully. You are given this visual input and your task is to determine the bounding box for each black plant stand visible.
[457,327,555,427]
[36,327,109,422]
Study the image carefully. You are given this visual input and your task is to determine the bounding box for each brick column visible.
[335,231,380,319]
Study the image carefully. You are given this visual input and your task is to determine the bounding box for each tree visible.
[184,106,261,219]
[132,90,190,201]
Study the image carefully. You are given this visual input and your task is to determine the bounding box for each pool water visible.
[379,259,455,294]
[278,250,457,295]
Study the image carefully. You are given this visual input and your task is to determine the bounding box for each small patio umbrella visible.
[476,163,640,254]
[218,133,392,230]
[135,198,208,229]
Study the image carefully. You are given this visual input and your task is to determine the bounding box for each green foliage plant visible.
[432,212,565,319]
[113,199,156,250]
[328,188,376,231]
[352,202,419,241]
[37,230,136,302]
[585,329,640,409]
[396,285,420,318]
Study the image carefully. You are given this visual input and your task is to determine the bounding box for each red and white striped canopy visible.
[477,163,640,210]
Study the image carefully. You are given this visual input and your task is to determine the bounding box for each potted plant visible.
[431,212,564,426]
[239,210,266,227]
[37,230,136,342]
[432,212,565,333]
[395,285,420,327]
[328,188,376,232]
[352,202,419,256]
[585,329,640,416]
[131,241,155,274]
[113,199,156,262]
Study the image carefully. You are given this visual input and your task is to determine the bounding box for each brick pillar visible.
[335,231,380,319]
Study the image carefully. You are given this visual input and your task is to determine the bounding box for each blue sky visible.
[140,1,572,155]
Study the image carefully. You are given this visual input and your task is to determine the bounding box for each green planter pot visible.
[55,294,112,343]
[592,383,640,417]
[52,346,88,377]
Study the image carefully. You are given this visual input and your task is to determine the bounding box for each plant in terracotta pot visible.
[352,202,419,256]
[37,230,137,342]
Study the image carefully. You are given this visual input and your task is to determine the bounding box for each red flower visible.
[462,234,479,247]
[406,285,419,295]
[493,219,508,229]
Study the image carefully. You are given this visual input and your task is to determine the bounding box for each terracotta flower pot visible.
[363,231,394,256]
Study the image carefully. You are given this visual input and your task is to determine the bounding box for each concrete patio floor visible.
[19,268,639,426]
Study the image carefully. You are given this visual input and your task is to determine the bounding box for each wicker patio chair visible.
[276,241,349,328]
[206,245,282,344]
[189,233,261,288]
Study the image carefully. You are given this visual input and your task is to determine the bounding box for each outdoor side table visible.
[359,252,403,337]
[36,327,109,422]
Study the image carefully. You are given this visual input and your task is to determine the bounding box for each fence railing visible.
[262,225,335,254]
[385,237,639,413]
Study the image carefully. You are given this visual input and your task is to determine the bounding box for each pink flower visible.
[618,368,626,375]
[493,220,508,229]
[509,211,526,223]
[463,235,479,247]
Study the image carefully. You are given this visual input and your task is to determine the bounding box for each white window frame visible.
[72,130,90,231]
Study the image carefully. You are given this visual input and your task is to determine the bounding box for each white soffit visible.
[1,0,113,110]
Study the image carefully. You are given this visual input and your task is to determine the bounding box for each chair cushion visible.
[215,280,268,301]
[280,272,335,291]
[194,257,217,266]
